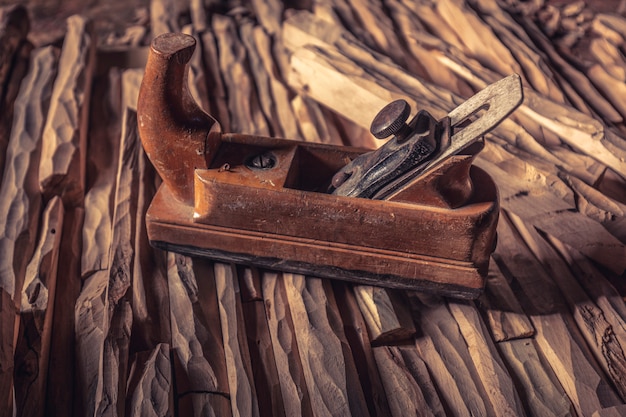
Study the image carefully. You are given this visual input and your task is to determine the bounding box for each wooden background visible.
[1,0,626,416]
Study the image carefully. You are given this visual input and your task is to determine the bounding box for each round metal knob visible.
[370,99,411,140]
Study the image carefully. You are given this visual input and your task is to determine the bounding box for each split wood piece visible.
[239,20,283,137]
[150,0,181,36]
[353,286,415,346]
[593,405,626,417]
[81,69,122,277]
[0,39,31,185]
[100,300,133,417]
[131,135,171,349]
[250,0,282,36]
[290,94,337,145]
[561,173,626,245]
[338,0,414,73]
[75,106,140,416]
[0,5,29,104]
[378,343,450,417]
[405,0,521,78]
[0,45,56,298]
[410,295,489,417]
[168,254,230,417]
[508,211,626,400]
[39,14,97,206]
[212,14,269,136]
[477,259,534,342]
[322,279,373,416]
[215,262,260,417]
[493,214,623,415]
[331,281,393,416]
[467,0,568,105]
[200,30,231,131]
[496,338,576,417]
[282,273,370,416]
[0,288,15,417]
[13,196,63,417]
[556,241,626,327]
[447,301,527,416]
[383,0,473,96]
[237,269,286,417]
[476,157,626,274]
[125,344,173,417]
[189,0,207,33]
[45,207,84,417]
[261,272,314,417]
[516,14,623,125]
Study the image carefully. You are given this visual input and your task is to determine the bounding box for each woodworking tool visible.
[137,33,523,299]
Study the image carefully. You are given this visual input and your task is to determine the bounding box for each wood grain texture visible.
[45,207,84,417]
[478,259,534,342]
[14,196,63,417]
[0,45,57,297]
[282,273,370,417]
[126,343,172,417]
[81,69,122,277]
[353,286,415,346]
[262,272,314,417]
[39,14,96,205]
[214,262,260,417]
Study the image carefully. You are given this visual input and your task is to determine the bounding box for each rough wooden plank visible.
[478,259,534,342]
[238,269,286,417]
[0,45,57,417]
[282,273,370,417]
[497,338,576,417]
[13,196,64,417]
[353,286,415,346]
[214,262,260,417]
[447,301,527,416]
[45,206,84,417]
[331,282,392,416]
[126,344,173,417]
[0,40,31,187]
[0,288,15,417]
[0,44,56,298]
[262,272,314,417]
[81,68,122,278]
[39,14,96,205]
[494,213,623,416]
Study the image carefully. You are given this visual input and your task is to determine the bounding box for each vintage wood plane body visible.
[138,33,523,299]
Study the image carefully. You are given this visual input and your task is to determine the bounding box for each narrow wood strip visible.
[478,259,534,342]
[331,282,393,416]
[215,262,260,417]
[261,272,314,417]
[494,213,623,415]
[39,15,96,205]
[126,344,173,417]
[353,286,415,346]
[45,207,84,417]
[14,196,64,417]
[447,301,527,416]
[239,273,286,417]
[167,254,230,416]
[81,68,122,277]
[497,338,576,417]
[0,288,16,417]
[282,273,369,416]
[0,45,56,298]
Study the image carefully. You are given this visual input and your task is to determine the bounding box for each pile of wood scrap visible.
[1,0,626,415]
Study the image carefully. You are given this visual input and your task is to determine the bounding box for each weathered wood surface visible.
[2,1,626,416]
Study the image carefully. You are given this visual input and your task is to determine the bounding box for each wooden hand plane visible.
[137,33,523,299]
